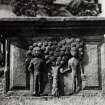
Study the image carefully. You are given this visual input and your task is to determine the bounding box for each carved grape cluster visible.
[26,37,84,67]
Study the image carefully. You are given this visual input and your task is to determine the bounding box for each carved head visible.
[32,47,42,57]
[70,47,78,57]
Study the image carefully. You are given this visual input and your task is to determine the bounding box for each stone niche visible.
[8,36,102,95]
[2,17,105,95]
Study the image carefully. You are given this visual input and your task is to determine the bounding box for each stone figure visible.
[28,47,47,96]
[26,38,85,96]
[60,44,85,93]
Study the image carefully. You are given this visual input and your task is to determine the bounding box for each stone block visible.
[83,43,99,87]
[10,43,26,89]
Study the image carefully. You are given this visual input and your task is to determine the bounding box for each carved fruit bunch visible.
[26,37,84,67]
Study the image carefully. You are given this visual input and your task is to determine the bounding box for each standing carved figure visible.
[60,43,85,93]
[28,47,47,96]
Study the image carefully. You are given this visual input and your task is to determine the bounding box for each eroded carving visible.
[60,39,85,93]
[27,47,47,96]
[11,0,101,16]
[26,37,85,96]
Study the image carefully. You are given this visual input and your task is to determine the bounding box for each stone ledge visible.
[5,90,102,98]
[0,16,105,31]
[0,16,105,22]
[0,16,105,38]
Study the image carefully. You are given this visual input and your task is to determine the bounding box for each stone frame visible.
[0,17,105,95]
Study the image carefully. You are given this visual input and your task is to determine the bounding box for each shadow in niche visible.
[25,64,30,90]
[10,38,28,50]
[82,45,89,89]
[83,86,101,90]
[82,45,89,73]
[10,86,26,90]
[58,70,65,96]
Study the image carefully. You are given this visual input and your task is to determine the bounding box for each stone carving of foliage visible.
[26,37,84,96]
[67,0,101,16]
[26,37,84,68]
[11,0,101,16]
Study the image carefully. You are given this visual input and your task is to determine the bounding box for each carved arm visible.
[79,62,86,80]
[60,68,70,74]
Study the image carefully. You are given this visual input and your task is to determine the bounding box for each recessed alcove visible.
[0,17,105,95]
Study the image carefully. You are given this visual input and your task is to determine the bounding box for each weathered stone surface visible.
[10,43,26,89]
[8,37,102,94]
[63,72,73,95]
[1,18,105,95]
[83,43,99,87]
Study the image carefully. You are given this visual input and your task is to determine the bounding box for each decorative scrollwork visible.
[11,0,101,16]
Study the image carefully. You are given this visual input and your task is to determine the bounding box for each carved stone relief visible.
[25,37,85,96]
[11,0,101,16]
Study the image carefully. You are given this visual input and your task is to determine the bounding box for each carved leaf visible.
[26,37,84,68]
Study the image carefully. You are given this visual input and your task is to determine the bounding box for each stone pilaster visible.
[101,36,105,93]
